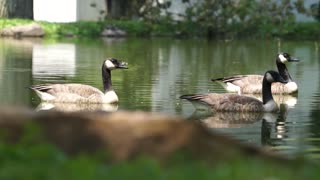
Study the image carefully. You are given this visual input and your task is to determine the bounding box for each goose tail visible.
[29,84,52,92]
[211,77,224,82]
[211,75,247,83]
[29,84,55,101]
[180,94,212,111]
[179,94,206,101]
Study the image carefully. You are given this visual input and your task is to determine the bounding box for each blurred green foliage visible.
[123,0,320,39]
[0,140,319,179]
[0,121,319,179]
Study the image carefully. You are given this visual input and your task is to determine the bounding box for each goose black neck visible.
[102,65,112,92]
[262,77,273,105]
[276,60,293,82]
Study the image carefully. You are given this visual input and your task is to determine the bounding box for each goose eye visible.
[111,59,119,64]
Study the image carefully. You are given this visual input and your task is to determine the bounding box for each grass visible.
[0,18,148,38]
[0,142,319,179]
[0,131,319,180]
[0,18,319,39]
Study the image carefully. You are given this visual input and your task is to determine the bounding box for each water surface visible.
[0,37,319,158]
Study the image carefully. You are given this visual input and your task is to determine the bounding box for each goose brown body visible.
[181,93,264,112]
[30,84,106,103]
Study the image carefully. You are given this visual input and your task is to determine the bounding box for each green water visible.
[0,37,319,158]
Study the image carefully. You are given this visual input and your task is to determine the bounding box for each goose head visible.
[101,58,128,94]
[104,58,128,70]
[277,52,299,64]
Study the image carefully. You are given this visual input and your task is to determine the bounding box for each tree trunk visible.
[0,0,33,19]
[107,0,128,18]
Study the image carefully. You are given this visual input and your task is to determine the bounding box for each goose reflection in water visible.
[191,103,290,149]
[196,112,278,128]
[245,94,297,108]
[192,103,289,128]
[261,104,289,146]
[35,102,119,112]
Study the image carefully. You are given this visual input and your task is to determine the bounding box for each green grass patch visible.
[0,18,319,39]
[0,122,319,180]
[0,140,319,180]
[0,18,33,28]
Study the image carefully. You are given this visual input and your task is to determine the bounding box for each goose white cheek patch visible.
[105,60,115,69]
[265,73,273,82]
[279,54,287,63]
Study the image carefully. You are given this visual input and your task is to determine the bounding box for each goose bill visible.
[288,57,299,62]
[118,62,128,69]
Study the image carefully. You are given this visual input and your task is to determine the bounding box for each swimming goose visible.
[180,70,287,112]
[211,52,299,94]
[30,58,128,104]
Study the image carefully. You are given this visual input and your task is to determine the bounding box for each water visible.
[0,37,319,158]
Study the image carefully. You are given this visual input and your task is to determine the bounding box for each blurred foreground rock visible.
[0,23,45,37]
[0,107,290,163]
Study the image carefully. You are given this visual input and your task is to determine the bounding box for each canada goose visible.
[180,70,287,112]
[30,58,128,104]
[211,52,299,94]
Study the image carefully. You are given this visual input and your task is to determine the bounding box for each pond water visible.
[0,37,319,158]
